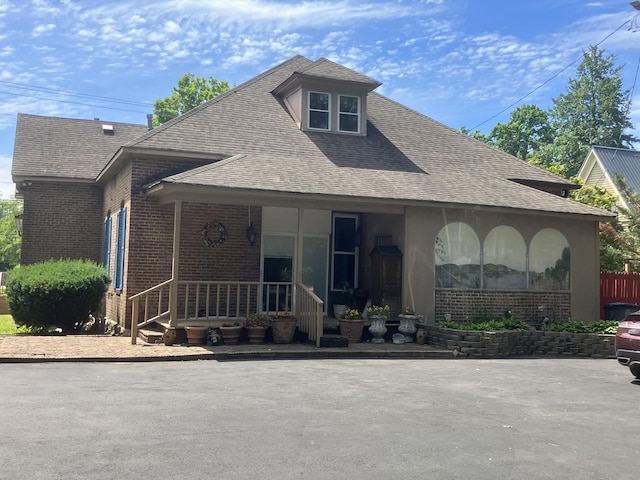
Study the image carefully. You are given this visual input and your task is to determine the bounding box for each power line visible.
[469,18,633,131]
[0,89,148,114]
[0,80,151,107]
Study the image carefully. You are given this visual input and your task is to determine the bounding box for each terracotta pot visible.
[184,326,208,345]
[339,318,364,343]
[220,326,242,344]
[246,325,268,344]
[271,317,297,344]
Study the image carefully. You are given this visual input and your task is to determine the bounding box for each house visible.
[577,145,640,211]
[11,55,614,345]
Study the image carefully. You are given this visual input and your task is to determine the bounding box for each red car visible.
[616,311,640,379]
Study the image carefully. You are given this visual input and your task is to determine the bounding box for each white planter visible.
[398,314,420,342]
[368,315,388,343]
[333,304,347,319]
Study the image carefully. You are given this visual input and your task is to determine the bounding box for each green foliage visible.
[488,105,554,161]
[440,315,530,331]
[153,73,231,125]
[6,259,110,333]
[545,320,618,334]
[544,46,637,177]
[0,199,22,271]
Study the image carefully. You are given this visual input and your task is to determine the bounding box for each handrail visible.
[295,282,324,347]
[129,279,172,345]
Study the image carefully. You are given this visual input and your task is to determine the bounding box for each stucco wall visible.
[403,206,601,323]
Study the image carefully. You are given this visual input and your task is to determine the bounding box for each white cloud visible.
[32,23,55,36]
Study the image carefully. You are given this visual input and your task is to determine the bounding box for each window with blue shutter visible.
[114,206,127,290]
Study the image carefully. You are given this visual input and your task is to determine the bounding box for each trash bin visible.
[604,302,640,321]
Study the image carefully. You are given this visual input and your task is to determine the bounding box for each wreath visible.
[202,221,226,247]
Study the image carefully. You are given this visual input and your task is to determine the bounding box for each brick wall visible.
[435,290,571,327]
[21,182,103,265]
[103,155,263,328]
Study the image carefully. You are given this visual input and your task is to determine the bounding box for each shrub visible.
[546,320,618,334]
[6,259,110,333]
[440,317,530,331]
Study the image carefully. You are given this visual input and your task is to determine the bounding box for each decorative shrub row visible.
[7,259,110,333]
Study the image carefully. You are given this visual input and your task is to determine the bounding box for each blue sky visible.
[1,0,640,199]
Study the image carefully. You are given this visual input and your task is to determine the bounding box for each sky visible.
[1,0,640,199]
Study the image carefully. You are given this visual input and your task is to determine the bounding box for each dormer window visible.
[309,91,330,130]
[338,95,359,133]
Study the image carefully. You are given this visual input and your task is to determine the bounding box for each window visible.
[101,215,112,273]
[338,95,359,133]
[114,206,127,290]
[308,92,330,130]
[483,226,526,290]
[434,222,481,289]
[529,229,570,291]
[331,214,358,291]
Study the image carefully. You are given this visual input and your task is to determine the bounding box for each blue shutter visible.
[102,217,112,272]
[114,208,127,290]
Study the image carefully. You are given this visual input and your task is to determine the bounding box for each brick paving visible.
[0,334,453,363]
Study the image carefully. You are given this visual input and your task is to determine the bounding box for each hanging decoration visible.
[202,220,226,247]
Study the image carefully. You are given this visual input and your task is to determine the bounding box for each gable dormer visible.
[272,58,381,136]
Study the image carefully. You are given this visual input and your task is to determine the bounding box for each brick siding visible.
[435,289,571,327]
[21,182,103,265]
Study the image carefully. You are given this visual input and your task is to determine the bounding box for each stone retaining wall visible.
[425,325,615,358]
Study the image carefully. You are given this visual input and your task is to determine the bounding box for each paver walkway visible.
[0,334,453,362]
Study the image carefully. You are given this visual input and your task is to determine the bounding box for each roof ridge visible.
[17,112,146,128]
[126,55,312,147]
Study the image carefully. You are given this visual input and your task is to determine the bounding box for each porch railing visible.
[295,282,324,347]
[130,279,323,346]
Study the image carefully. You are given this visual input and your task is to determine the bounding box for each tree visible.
[488,105,554,161]
[153,73,231,125]
[540,46,637,176]
[459,126,491,144]
[0,200,22,271]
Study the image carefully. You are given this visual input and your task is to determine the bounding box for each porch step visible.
[138,328,164,344]
[319,335,349,348]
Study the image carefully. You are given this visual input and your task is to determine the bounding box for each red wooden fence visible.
[600,271,640,319]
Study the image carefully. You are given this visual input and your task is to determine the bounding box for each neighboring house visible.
[12,55,613,344]
[577,145,640,211]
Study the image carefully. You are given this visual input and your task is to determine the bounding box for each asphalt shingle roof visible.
[12,114,147,180]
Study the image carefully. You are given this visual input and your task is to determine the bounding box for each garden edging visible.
[425,325,615,358]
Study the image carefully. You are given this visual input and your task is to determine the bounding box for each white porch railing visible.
[130,280,324,346]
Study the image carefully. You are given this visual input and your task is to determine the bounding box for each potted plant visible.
[330,285,354,319]
[271,311,297,344]
[183,325,208,345]
[243,313,272,344]
[220,322,242,344]
[339,308,365,343]
[367,304,390,343]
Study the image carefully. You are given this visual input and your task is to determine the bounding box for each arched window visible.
[529,229,570,291]
[483,226,527,290]
[435,222,480,289]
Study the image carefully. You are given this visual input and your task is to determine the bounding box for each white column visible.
[169,200,182,327]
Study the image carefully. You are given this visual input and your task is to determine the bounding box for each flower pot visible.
[163,327,177,346]
[220,325,242,344]
[333,304,347,319]
[368,315,388,343]
[184,326,208,345]
[398,314,420,342]
[339,318,364,343]
[246,325,268,344]
[271,317,297,344]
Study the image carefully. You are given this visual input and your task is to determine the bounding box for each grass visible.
[0,314,18,335]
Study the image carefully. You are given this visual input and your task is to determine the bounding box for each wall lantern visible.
[14,214,23,237]
[246,223,257,247]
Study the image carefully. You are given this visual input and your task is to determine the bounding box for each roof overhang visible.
[145,181,615,222]
[96,146,229,184]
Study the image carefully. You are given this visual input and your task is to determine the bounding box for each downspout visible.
[169,200,182,327]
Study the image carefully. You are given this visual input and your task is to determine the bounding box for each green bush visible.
[546,320,618,334]
[6,259,110,333]
[440,317,530,331]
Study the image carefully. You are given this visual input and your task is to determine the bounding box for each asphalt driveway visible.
[0,358,637,479]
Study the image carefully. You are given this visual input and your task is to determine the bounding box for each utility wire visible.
[469,18,633,131]
[0,80,151,107]
[0,89,148,114]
